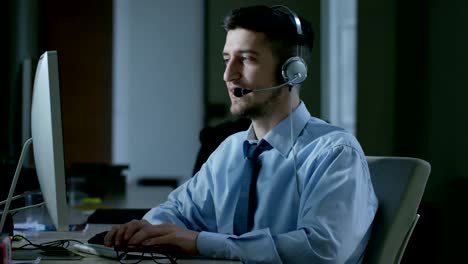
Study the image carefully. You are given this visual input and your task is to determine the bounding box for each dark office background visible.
[2,0,468,263]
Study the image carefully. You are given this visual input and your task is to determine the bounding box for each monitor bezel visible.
[30,50,69,231]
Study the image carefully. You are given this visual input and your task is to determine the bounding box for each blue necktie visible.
[233,140,272,235]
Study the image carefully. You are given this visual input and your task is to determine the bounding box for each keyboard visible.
[73,243,116,258]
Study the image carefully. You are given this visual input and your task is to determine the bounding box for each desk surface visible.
[12,185,240,263]
[14,224,240,263]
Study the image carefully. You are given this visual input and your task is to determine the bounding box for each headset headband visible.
[271,5,303,37]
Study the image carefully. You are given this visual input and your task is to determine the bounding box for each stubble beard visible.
[230,88,283,119]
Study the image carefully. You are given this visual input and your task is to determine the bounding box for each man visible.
[105,5,378,263]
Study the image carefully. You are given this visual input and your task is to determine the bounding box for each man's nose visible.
[223,59,241,82]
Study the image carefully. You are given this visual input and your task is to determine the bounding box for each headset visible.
[271,5,308,86]
[271,5,308,196]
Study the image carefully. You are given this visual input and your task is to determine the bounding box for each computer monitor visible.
[0,51,69,233]
[30,50,69,231]
[31,51,68,231]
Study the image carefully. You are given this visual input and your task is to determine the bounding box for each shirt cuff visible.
[196,231,230,258]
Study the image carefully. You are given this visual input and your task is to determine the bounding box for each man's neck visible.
[251,95,300,140]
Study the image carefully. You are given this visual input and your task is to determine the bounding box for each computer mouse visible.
[87,231,108,245]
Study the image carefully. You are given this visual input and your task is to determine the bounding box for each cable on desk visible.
[114,244,178,264]
[12,234,83,251]
[13,235,178,263]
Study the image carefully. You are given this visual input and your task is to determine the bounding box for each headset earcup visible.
[282,56,308,85]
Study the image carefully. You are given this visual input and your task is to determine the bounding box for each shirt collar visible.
[244,102,311,158]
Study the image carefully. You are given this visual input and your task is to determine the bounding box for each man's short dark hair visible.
[223,5,314,82]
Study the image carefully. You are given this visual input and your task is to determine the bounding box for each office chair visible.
[363,156,430,264]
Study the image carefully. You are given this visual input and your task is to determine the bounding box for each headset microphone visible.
[233,74,302,98]
[233,84,283,98]
[233,88,252,97]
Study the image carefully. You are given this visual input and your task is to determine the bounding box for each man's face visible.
[223,28,282,118]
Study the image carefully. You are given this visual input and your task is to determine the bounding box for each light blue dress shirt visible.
[143,102,378,264]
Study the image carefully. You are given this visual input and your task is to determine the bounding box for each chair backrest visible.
[363,156,430,264]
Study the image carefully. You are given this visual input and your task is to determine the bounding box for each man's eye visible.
[223,58,230,64]
[241,56,257,63]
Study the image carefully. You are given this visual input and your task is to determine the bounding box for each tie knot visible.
[243,140,272,160]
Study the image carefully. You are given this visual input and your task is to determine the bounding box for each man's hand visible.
[104,220,199,255]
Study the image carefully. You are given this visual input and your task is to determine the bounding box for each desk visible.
[12,185,240,263]
[13,224,239,263]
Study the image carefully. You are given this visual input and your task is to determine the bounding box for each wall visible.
[357,0,468,262]
[45,1,114,167]
[425,0,468,261]
[112,0,204,182]
[3,0,40,165]
[4,1,204,188]
[356,0,397,155]
[3,0,114,168]
[2,0,115,202]
[1,0,42,198]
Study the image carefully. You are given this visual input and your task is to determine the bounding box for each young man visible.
[105,5,378,263]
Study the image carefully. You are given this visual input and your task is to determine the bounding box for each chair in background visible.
[363,156,431,264]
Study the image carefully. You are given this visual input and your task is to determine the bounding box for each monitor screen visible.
[30,50,69,231]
